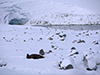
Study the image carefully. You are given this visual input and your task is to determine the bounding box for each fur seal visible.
[26,54,44,59]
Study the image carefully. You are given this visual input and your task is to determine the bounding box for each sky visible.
[47,0,100,14]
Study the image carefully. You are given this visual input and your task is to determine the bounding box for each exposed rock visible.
[86,34,89,36]
[72,40,77,43]
[45,50,52,54]
[77,39,85,43]
[93,41,99,45]
[0,59,7,67]
[59,34,66,41]
[48,37,53,40]
[56,33,60,35]
[70,52,79,56]
[87,67,97,71]
[96,32,99,34]
[51,45,55,48]
[39,49,45,55]
[26,54,44,59]
[78,33,81,35]
[71,47,76,50]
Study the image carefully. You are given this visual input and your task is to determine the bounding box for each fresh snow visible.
[0,0,100,75]
[0,0,100,25]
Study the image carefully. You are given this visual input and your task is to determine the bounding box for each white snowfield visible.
[0,0,100,75]
[0,0,100,25]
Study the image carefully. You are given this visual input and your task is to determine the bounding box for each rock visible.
[93,41,99,45]
[63,34,66,37]
[59,57,75,70]
[48,37,53,40]
[82,51,97,71]
[56,33,60,35]
[45,50,52,54]
[26,54,44,59]
[39,49,45,55]
[78,33,81,35]
[71,47,76,50]
[51,45,55,48]
[77,39,85,43]
[0,59,7,67]
[74,52,79,54]
[96,32,99,34]
[70,51,79,56]
[59,34,66,41]
[72,40,77,43]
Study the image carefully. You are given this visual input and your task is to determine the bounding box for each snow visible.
[0,0,100,25]
[0,0,100,75]
[0,24,100,75]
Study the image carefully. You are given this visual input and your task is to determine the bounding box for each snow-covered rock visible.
[82,50,98,71]
[59,57,75,70]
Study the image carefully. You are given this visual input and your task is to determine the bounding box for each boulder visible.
[82,51,97,71]
[39,49,45,55]
[59,57,75,70]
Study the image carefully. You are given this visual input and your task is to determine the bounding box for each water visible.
[33,25,100,31]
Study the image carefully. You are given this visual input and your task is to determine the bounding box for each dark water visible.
[33,25,100,31]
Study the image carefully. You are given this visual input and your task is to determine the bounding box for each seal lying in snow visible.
[26,54,44,59]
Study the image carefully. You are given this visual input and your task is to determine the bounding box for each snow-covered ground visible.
[0,0,100,75]
[0,24,100,75]
[0,0,100,25]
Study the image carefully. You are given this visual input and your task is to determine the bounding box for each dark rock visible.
[23,40,26,42]
[59,35,63,38]
[51,45,55,48]
[56,33,60,35]
[74,52,79,54]
[0,61,7,67]
[60,39,65,41]
[39,49,45,55]
[60,64,74,70]
[70,52,79,56]
[31,38,33,40]
[93,41,99,45]
[86,34,89,36]
[96,32,99,34]
[87,67,97,71]
[71,47,76,50]
[3,37,5,39]
[40,38,42,40]
[78,33,81,35]
[95,42,99,45]
[26,54,44,59]
[48,37,53,40]
[63,34,66,37]
[65,64,73,70]
[77,39,85,43]
[45,50,52,54]
[72,40,77,43]
[43,21,49,24]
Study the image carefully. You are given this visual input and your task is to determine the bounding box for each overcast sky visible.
[47,0,100,14]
